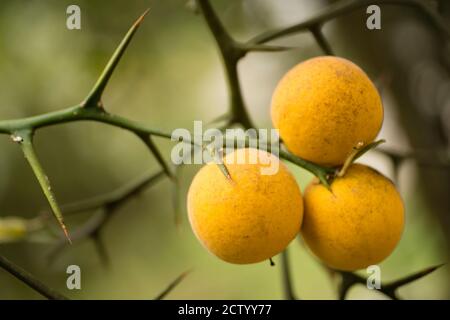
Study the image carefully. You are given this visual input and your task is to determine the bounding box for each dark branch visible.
[378,148,450,168]
[383,264,445,292]
[0,254,68,300]
[138,134,174,180]
[280,250,297,300]
[197,0,253,128]
[47,170,166,262]
[310,26,334,56]
[248,0,449,45]
[334,264,445,300]
[154,270,190,300]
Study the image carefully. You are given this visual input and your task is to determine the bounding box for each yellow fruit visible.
[301,164,404,271]
[187,148,303,264]
[271,56,383,166]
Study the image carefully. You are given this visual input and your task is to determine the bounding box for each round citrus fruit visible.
[187,148,303,264]
[301,163,404,271]
[271,56,383,166]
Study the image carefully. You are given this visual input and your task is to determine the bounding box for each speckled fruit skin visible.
[187,148,303,264]
[271,56,383,166]
[301,164,404,271]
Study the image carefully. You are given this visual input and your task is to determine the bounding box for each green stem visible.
[279,149,334,187]
[0,106,170,138]
[0,106,333,184]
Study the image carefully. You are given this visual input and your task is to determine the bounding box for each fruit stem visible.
[337,139,386,177]
[337,142,364,177]
[269,258,275,267]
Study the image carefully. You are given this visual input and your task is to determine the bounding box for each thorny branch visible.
[194,0,447,300]
[247,0,450,45]
[46,170,166,264]
[0,253,188,300]
[332,264,445,300]
[197,0,253,129]
[0,0,448,299]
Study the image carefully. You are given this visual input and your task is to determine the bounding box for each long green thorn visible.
[83,8,150,108]
[139,134,174,180]
[383,263,446,291]
[16,131,71,243]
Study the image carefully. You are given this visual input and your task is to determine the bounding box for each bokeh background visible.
[0,0,449,299]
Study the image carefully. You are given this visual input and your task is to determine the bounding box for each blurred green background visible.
[0,0,449,299]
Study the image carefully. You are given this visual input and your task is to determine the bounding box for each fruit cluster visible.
[187,56,404,271]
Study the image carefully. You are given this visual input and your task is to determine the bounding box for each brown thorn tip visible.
[181,269,192,278]
[62,225,72,244]
[135,8,151,26]
[427,263,446,272]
